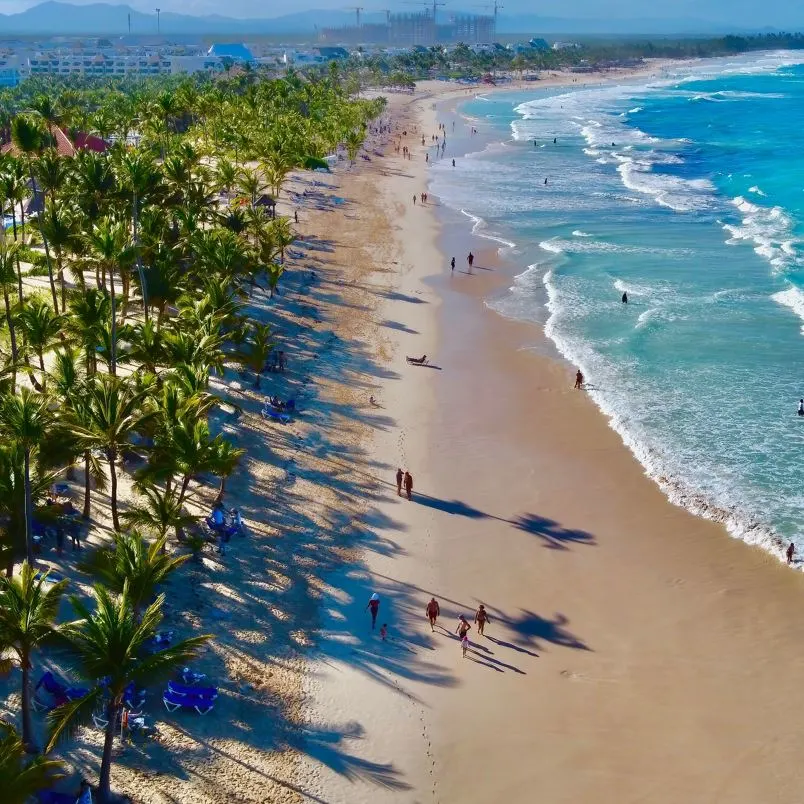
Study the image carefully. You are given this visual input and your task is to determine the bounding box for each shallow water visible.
[430,52,804,557]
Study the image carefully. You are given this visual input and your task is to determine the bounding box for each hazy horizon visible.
[0,0,802,29]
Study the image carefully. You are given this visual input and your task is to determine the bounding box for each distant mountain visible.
[0,2,378,35]
[0,1,785,36]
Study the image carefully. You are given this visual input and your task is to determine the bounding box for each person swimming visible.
[622,292,628,304]
[798,398,804,417]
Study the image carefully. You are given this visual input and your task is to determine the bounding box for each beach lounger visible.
[162,687,217,715]
[167,681,217,698]
[261,408,290,424]
[34,672,87,711]
[36,671,66,696]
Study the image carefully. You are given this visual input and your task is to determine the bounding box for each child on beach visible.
[457,615,471,658]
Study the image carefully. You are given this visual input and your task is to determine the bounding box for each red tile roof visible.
[1,125,108,157]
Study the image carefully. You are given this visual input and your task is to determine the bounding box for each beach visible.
[6,60,804,804]
[296,68,804,804]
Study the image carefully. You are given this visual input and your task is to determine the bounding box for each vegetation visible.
[0,65,383,802]
[0,719,64,803]
[340,32,804,84]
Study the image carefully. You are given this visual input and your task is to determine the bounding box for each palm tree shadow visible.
[486,635,539,657]
[285,723,412,791]
[509,513,596,550]
[413,494,488,518]
[506,610,590,653]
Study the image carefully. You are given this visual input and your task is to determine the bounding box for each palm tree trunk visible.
[21,659,34,750]
[133,194,149,324]
[23,447,33,565]
[57,253,66,311]
[83,450,91,519]
[109,449,120,531]
[29,169,59,314]
[3,285,17,387]
[109,265,117,376]
[97,700,118,802]
[178,474,191,505]
[41,237,59,314]
[14,209,24,307]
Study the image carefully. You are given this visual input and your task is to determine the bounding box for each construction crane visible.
[402,0,446,26]
[345,5,364,27]
[471,0,502,34]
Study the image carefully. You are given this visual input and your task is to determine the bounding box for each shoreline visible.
[300,60,804,804]
[426,67,800,568]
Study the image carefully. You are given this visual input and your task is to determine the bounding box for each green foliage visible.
[0,719,64,803]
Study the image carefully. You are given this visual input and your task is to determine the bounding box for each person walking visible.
[474,604,490,637]
[574,369,584,390]
[450,257,455,272]
[426,597,441,631]
[404,471,413,500]
[396,467,403,496]
[787,542,795,564]
[456,615,471,657]
[467,252,474,270]
[366,593,380,629]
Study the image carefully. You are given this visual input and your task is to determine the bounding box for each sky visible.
[0,0,801,27]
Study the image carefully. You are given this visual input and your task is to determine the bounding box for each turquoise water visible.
[430,52,804,558]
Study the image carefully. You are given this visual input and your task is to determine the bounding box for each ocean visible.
[430,52,804,559]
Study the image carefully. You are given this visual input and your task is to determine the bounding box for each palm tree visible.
[122,319,165,374]
[0,443,56,576]
[269,215,295,265]
[135,246,183,329]
[115,151,163,323]
[15,298,63,380]
[10,115,59,313]
[67,374,150,531]
[208,437,244,502]
[0,388,52,564]
[162,329,225,378]
[123,484,197,542]
[37,200,77,311]
[0,158,29,304]
[238,321,273,388]
[84,218,135,375]
[47,585,210,803]
[80,530,188,618]
[0,562,68,749]
[65,287,110,377]
[49,348,106,519]
[0,240,20,385]
[0,719,64,803]
[70,150,115,226]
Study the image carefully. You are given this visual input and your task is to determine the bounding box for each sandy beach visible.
[296,69,804,804]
